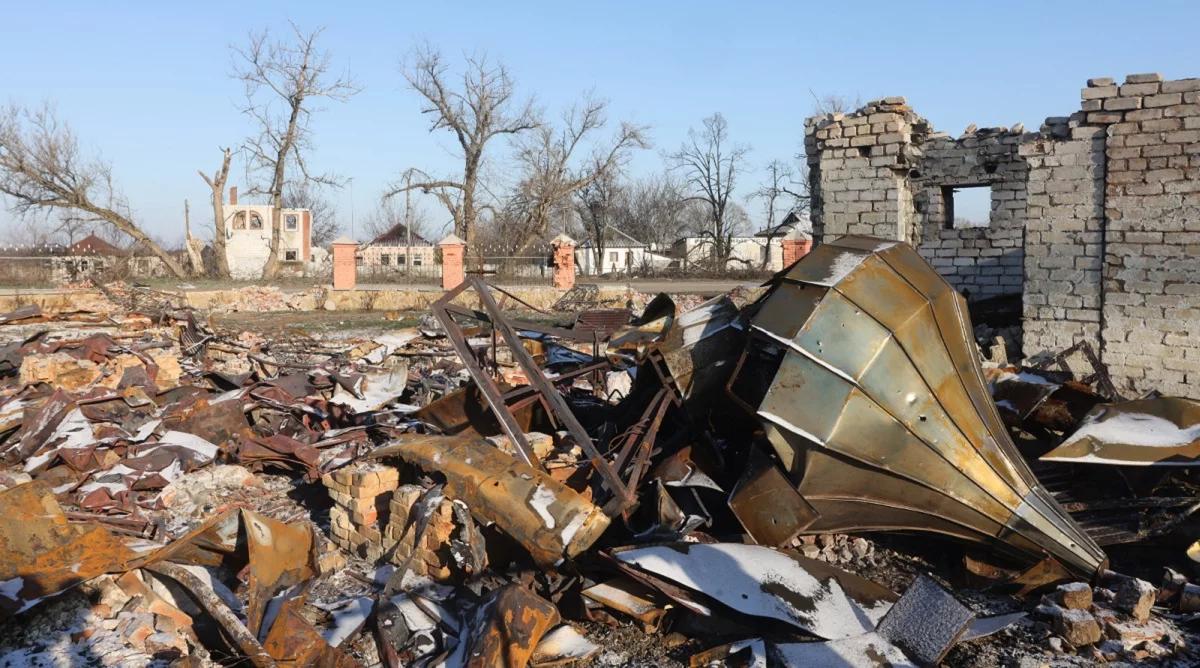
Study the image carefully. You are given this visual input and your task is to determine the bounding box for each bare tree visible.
[362,197,431,242]
[575,167,621,269]
[0,104,187,276]
[750,159,811,269]
[809,91,862,115]
[234,22,359,278]
[52,213,95,246]
[387,46,539,246]
[198,147,233,277]
[750,160,794,233]
[503,98,647,255]
[669,113,750,267]
[615,174,689,251]
[182,199,205,274]
[283,182,339,246]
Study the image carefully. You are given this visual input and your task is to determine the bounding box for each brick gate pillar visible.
[780,232,813,267]
[551,234,576,290]
[439,234,466,291]
[331,237,358,290]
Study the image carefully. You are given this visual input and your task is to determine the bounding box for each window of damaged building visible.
[943,184,993,229]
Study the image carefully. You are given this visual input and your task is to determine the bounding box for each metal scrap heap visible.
[1,240,1199,667]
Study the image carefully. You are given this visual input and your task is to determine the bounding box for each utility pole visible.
[349,178,356,240]
[404,171,412,277]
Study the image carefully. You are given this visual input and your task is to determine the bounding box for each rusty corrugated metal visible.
[727,235,1106,577]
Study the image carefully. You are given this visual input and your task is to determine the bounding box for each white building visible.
[671,236,773,271]
[672,211,812,272]
[357,222,437,277]
[575,225,671,275]
[223,187,313,279]
[754,211,812,272]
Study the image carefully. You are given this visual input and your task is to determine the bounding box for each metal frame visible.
[431,278,637,513]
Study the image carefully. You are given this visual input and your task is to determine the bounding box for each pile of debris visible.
[2,235,1200,667]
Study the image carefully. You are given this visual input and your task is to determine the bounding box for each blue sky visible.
[2,1,1198,244]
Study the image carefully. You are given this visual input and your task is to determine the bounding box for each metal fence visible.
[465,244,554,286]
[355,262,442,286]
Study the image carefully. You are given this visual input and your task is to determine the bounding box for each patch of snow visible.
[157,431,219,459]
[615,543,884,640]
[0,577,23,601]
[529,483,557,529]
[532,625,601,663]
[772,632,915,667]
[817,251,869,286]
[316,596,374,647]
[1062,410,1200,449]
[559,511,588,548]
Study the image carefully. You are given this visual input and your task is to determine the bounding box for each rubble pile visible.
[1,235,1200,667]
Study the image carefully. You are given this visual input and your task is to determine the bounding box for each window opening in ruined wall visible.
[943,185,993,229]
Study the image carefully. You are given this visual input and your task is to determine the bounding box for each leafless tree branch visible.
[0,103,188,277]
[668,112,750,267]
[396,45,539,245]
[233,21,359,278]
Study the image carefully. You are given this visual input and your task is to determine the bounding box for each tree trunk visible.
[183,199,206,275]
[261,193,283,279]
[260,101,303,280]
[211,190,230,277]
[87,206,187,278]
[200,149,232,278]
[461,163,478,246]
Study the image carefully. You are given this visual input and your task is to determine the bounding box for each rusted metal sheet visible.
[241,509,318,637]
[573,308,632,339]
[0,481,135,620]
[727,235,1106,578]
[262,595,361,667]
[237,432,322,481]
[654,295,743,405]
[1041,397,1200,466]
[371,434,611,567]
[464,584,561,668]
[582,576,672,631]
[728,447,818,547]
[410,384,536,437]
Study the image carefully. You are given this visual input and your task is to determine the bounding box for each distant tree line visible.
[0,26,815,279]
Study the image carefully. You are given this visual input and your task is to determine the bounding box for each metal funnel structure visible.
[727,235,1106,577]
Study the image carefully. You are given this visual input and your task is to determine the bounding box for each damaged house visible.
[804,72,1200,400]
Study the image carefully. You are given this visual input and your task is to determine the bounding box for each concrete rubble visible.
[1,238,1200,667]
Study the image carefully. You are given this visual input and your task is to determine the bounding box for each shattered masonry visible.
[805,72,1200,399]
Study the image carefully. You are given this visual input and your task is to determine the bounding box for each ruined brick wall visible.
[1018,126,1106,361]
[804,98,923,244]
[911,131,1028,300]
[806,103,1027,300]
[806,74,1200,399]
[1082,74,1200,397]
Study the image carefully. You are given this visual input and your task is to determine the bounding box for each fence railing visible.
[355,262,441,285]
[465,245,554,286]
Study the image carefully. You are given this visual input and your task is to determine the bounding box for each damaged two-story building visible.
[804,73,1200,399]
